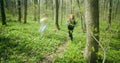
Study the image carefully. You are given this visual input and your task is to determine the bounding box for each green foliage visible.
[53,19,87,63]
[0,21,66,63]
[98,19,120,63]
[54,42,87,63]
[0,14,120,63]
[0,0,120,62]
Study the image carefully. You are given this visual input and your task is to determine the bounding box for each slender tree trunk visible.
[60,0,63,25]
[76,0,86,32]
[103,0,108,21]
[34,0,38,21]
[115,0,119,20]
[66,0,68,16]
[51,0,54,11]
[45,0,47,10]
[76,0,80,8]
[34,8,37,21]
[24,0,27,23]
[12,0,17,17]
[38,0,41,22]
[0,0,7,25]
[106,0,112,30]
[81,14,86,33]
[84,0,99,63]
[18,0,21,22]
[54,0,60,30]
[70,0,72,13]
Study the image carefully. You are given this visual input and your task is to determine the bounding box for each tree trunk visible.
[84,0,99,63]
[76,0,80,8]
[18,0,21,22]
[114,0,119,20]
[0,0,7,25]
[24,0,27,24]
[60,0,63,25]
[12,0,17,17]
[70,0,73,13]
[81,14,86,33]
[66,0,68,16]
[45,0,47,10]
[76,0,86,32]
[115,0,119,20]
[34,0,38,21]
[54,0,60,30]
[106,0,112,30]
[38,0,41,22]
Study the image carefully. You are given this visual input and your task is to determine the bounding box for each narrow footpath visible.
[40,41,68,63]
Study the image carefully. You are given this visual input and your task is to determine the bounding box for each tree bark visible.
[76,0,86,32]
[84,0,99,63]
[45,0,47,10]
[106,0,112,30]
[0,0,7,25]
[34,0,38,21]
[66,0,68,16]
[80,14,86,33]
[18,0,21,22]
[38,0,41,22]
[24,0,27,23]
[60,0,63,25]
[70,0,73,13]
[54,0,60,30]
[115,0,119,20]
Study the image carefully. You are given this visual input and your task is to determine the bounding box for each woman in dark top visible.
[66,14,76,41]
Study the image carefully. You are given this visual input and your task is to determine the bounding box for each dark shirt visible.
[66,19,76,30]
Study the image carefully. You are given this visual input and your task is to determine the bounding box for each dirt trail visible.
[40,41,68,63]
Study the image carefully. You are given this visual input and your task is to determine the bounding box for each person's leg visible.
[69,30,73,41]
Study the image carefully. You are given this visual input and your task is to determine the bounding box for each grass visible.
[0,16,120,63]
[0,20,67,63]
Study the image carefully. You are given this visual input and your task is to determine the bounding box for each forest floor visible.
[40,40,68,63]
[0,19,120,63]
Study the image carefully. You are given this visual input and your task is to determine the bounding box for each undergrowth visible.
[0,17,120,63]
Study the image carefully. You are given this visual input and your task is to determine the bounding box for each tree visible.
[38,0,41,22]
[70,0,73,13]
[45,0,47,10]
[18,0,21,22]
[66,0,68,16]
[80,14,86,33]
[24,0,27,23]
[106,0,112,30]
[34,0,38,21]
[83,0,99,63]
[60,0,63,25]
[54,0,60,30]
[76,0,86,32]
[12,0,17,16]
[0,0,7,25]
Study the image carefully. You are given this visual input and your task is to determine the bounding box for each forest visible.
[0,0,120,63]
